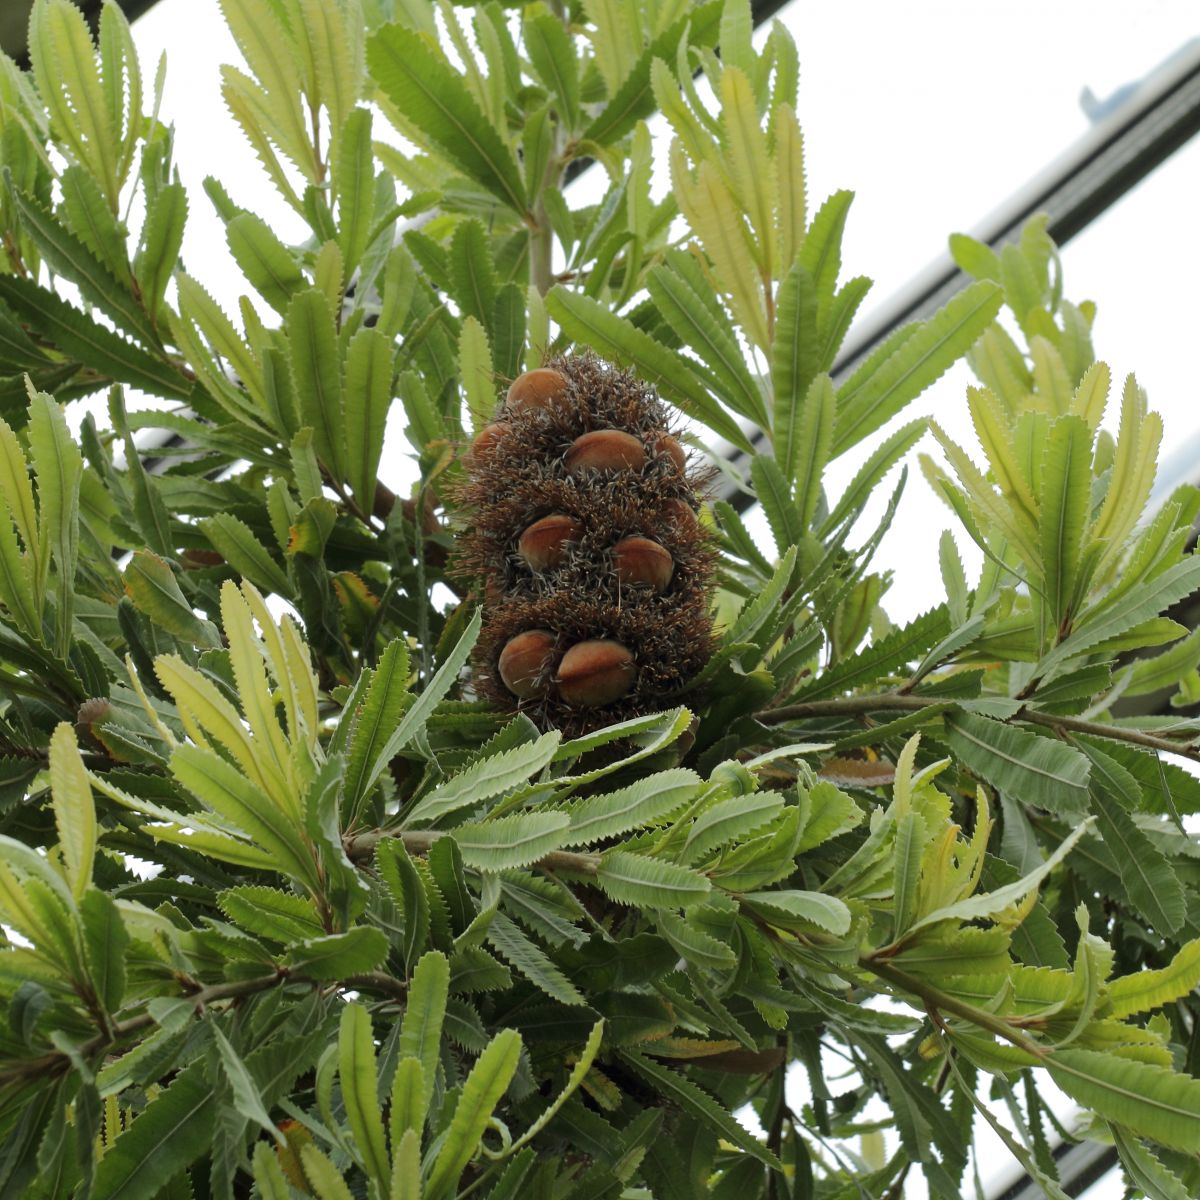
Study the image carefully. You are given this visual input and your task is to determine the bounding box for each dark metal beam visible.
[3,0,161,67]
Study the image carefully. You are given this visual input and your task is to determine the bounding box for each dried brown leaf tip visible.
[454,354,716,734]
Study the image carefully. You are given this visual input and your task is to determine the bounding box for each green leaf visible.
[0,277,188,399]
[1037,557,1200,682]
[226,212,304,315]
[333,107,374,277]
[339,1003,389,1190]
[170,744,314,885]
[448,218,497,330]
[1047,1049,1200,1153]
[1082,744,1185,936]
[344,639,411,813]
[596,851,711,909]
[136,182,187,321]
[1110,1126,1192,1200]
[80,888,127,1014]
[452,813,569,871]
[251,1142,292,1200]
[777,258,825,441]
[798,189,854,304]
[212,1023,281,1142]
[10,187,158,347]
[407,727,560,826]
[360,609,482,801]
[1124,625,1200,698]
[199,512,292,596]
[342,326,392,518]
[834,281,1002,456]
[425,1028,522,1200]
[48,723,94,900]
[908,818,1091,933]
[390,1127,421,1200]
[545,288,754,453]
[821,418,925,535]
[524,8,580,130]
[583,3,721,147]
[299,1146,354,1200]
[487,912,586,1006]
[618,1049,781,1171]
[564,769,702,846]
[368,24,527,213]
[654,908,738,970]
[1038,415,1091,628]
[459,315,494,433]
[791,374,835,526]
[28,389,82,653]
[398,950,450,1121]
[1108,938,1200,1018]
[218,886,324,944]
[123,550,221,648]
[91,1065,215,1200]
[944,711,1090,816]
[645,261,766,426]
[288,288,345,481]
[683,790,784,864]
[741,889,851,935]
[751,453,802,556]
[285,928,390,979]
[792,607,949,702]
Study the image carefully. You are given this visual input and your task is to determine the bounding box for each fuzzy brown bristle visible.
[452,353,716,736]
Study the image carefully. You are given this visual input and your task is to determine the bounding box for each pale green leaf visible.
[596,850,710,909]
[339,1003,389,1189]
[407,729,560,826]
[944,711,1090,816]
[368,24,527,213]
[1047,1049,1200,1153]
[425,1028,522,1200]
[546,287,754,453]
[487,912,585,1006]
[452,812,569,871]
[399,950,449,1121]
[835,281,1003,456]
[360,609,482,801]
[618,1049,781,1171]
[199,512,292,597]
[48,723,94,900]
[564,768,702,846]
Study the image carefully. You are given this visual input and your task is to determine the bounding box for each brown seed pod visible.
[653,433,687,473]
[612,536,674,592]
[556,639,636,707]
[470,422,507,460]
[452,353,716,735]
[565,429,646,475]
[662,497,699,533]
[518,514,583,572]
[498,629,558,698]
[506,367,569,415]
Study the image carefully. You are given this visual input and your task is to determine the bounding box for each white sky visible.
[125,3,1200,1196]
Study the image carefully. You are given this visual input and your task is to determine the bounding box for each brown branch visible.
[346,828,601,876]
[861,955,1048,1061]
[757,691,1200,764]
[0,963,412,1087]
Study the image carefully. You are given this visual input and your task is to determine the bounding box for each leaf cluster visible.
[0,3,1197,1199]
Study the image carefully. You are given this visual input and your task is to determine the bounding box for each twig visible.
[757,692,1200,764]
[346,828,601,876]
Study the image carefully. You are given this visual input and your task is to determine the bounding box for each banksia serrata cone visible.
[454,354,715,735]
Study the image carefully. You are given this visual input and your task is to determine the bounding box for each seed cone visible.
[454,353,716,734]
